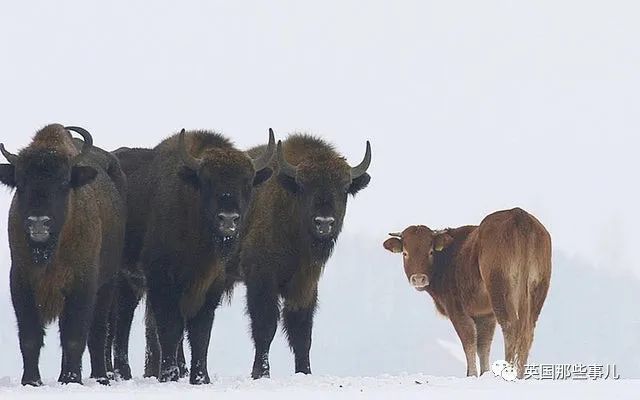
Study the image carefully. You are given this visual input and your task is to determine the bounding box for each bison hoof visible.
[58,371,82,385]
[114,365,133,381]
[96,377,110,386]
[158,366,180,383]
[190,371,210,385]
[21,378,43,387]
[251,370,270,380]
[178,363,189,379]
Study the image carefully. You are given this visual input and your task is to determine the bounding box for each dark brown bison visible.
[235,133,371,379]
[110,129,275,384]
[383,208,552,378]
[0,124,126,386]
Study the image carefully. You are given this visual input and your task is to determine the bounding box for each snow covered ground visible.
[0,374,637,400]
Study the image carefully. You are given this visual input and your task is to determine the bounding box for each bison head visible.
[276,138,371,241]
[177,129,275,241]
[0,126,97,262]
[383,226,454,290]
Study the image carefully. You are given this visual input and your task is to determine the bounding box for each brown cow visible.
[383,208,551,378]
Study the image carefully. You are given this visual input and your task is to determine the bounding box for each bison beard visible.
[0,124,126,386]
[237,133,371,379]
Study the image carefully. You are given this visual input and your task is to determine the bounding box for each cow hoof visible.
[158,366,180,383]
[21,379,43,387]
[190,371,210,385]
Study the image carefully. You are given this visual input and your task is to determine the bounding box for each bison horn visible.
[350,140,371,179]
[178,129,203,171]
[276,140,298,179]
[388,232,402,238]
[251,128,276,171]
[0,143,18,165]
[64,126,94,164]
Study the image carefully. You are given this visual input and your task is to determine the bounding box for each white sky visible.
[0,0,638,276]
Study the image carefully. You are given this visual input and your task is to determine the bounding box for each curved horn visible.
[276,140,297,178]
[388,232,403,238]
[0,143,18,165]
[64,126,94,164]
[178,129,202,171]
[350,140,371,179]
[251,128,276,171]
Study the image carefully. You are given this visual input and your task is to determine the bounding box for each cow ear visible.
[383,237,403,253]
[178,166,199,188]
[70,166,97,188]
[253,167,273,187]
[277,174,300,194]
[433,233,454,252]
[0,164,16,187]
[348,173,370,195]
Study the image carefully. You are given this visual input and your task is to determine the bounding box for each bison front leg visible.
[88,281,116,385]
[473,314,497,375]
[186,286,224,385]
[283,289,317,375]
[247,277,279,379]
[10,270,45,387]
[58,285,97,384]
[147,271,184,382]
[449,313,479,377]
[113,271,144,380]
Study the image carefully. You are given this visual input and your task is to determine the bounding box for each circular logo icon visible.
[492,360,517,381]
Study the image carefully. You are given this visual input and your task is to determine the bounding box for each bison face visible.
[383,226,454,291]
[177,129,275,241]
[276,140,371,241]
[0,127,96,263]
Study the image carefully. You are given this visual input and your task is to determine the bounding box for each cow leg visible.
[88,281,115,385]
[282,290,317,375]
[58,284,97,384]
[143,300,161,378]
[10,270,45,387]
[147,272,183,382]
[113,273,143,380]
[449,313,478,377]
[247,277,279,379]
[186,286,224,385]
[473,314,496,375]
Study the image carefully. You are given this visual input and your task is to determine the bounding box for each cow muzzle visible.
[409,274,429,289]
[27,216,51,243]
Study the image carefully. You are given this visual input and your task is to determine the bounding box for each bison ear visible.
[178,166,199,188]
[70,166,97,188]
[433,233,454,252]
[0,164,16,188]
[383,237,403,253]
[253,167,273,187]
[277,173,300,194]
[348,172,370,195]
[0,164,16,187]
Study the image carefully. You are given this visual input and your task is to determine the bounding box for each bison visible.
[0,124,126,386]
[110,129,275,384]
[383,208,551,378]
[235,133,371,379]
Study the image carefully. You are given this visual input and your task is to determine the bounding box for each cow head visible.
[276,139,371,241]
[178,128,275,242]
[383,226,454,290]
[0,126,97,263]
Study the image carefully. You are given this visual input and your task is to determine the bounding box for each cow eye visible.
[402,251,408,257]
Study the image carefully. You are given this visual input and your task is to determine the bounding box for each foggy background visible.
[0,0,638,380]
